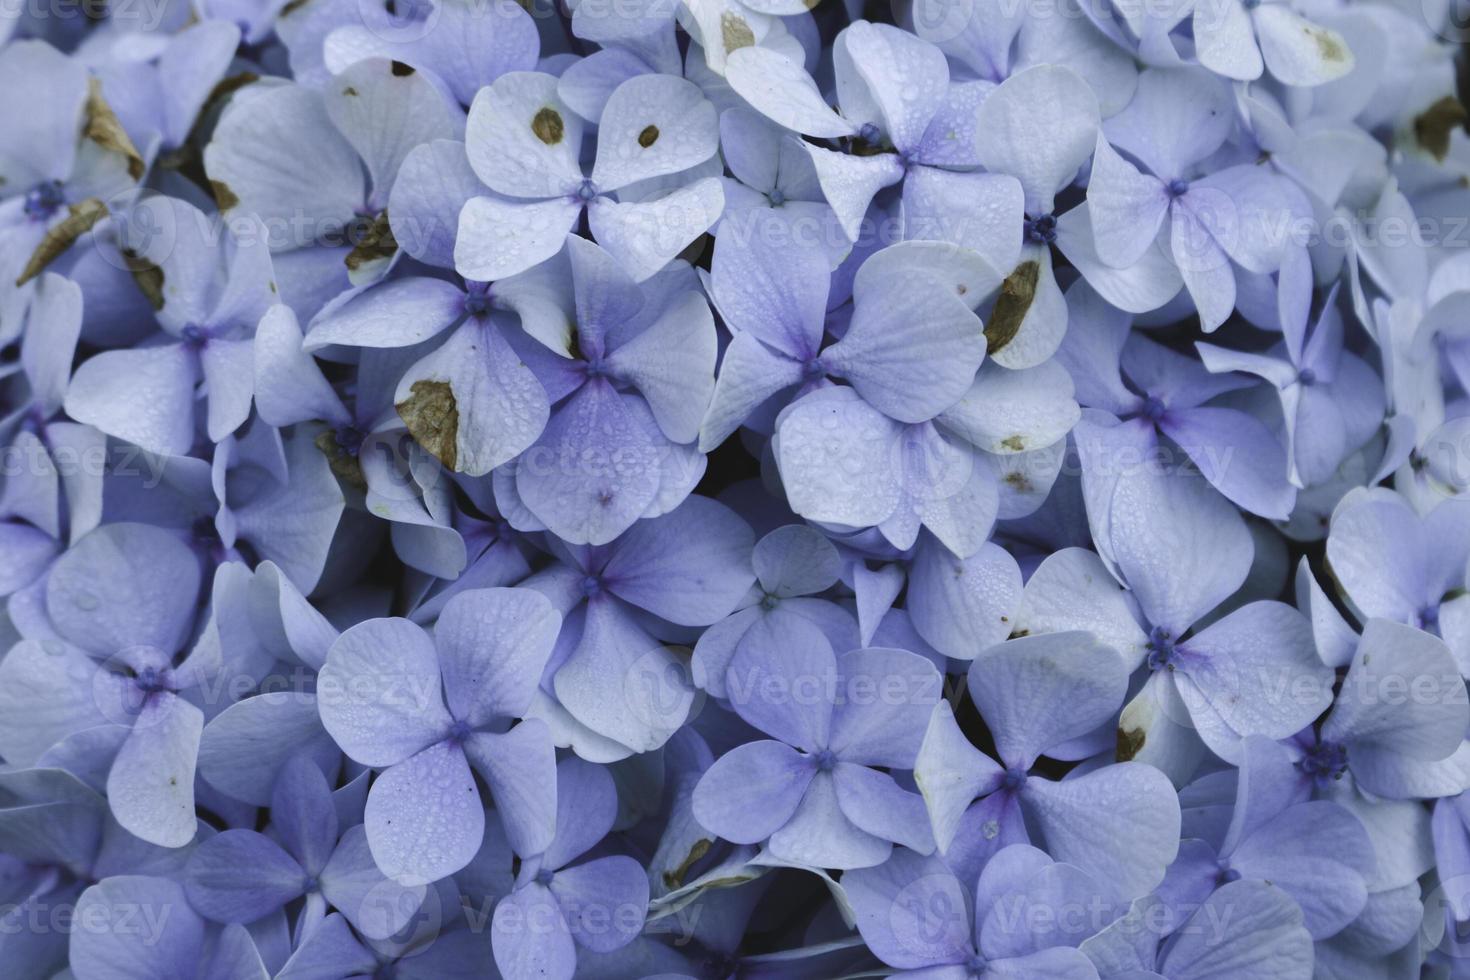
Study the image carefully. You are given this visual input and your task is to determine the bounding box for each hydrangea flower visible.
[64,194,275,457]
[489,758,649,980]
[1168,736,1375,939]
[692,615,942,869]
[0,41,139,325]
[316,587,562,882]
[204,59,465,306]
[1086,67,1309,331]
[914,632,1180,896]
[0,523,243,847]
[185,755,425,938]
[521,495,754,757]
[1325,487,1470,674]
[843,844,1110,979]
[455,71,724,282]
[1291,618,1470,800]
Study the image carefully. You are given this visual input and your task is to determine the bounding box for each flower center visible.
[1296,367,1317,386]
[1166,178,1190,198]
[580,575,603,598]
[1299,740,1349,785]
[180,324,209,350]
[1001,767,1027,791]
[535,867,555,886]
[966,953,989,976]
[1146,626,1178,671]
[333,425,366,458]
[464,285,493,317]
[134,665,173,695]
[576,179,598,203]
[767,187,787,207]
[813,749,838,772]
[24,180,64,220]
[1024,213,1057,245]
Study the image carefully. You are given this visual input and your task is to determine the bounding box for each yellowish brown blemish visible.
[532,107,564,146]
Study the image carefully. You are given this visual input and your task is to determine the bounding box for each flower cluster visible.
[2,0,1470,977]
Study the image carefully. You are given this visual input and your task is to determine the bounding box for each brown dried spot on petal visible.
[984,260,1039,356]
[1116,727,1145,762]
[638,124,660,148]
[16,198,108,286]
[397,379,459,471]
[85,79,145,181]
[1003,470,1032,492]
[280,0,311,17]
[1415,96,1468,163]
[721,12,755,52]
[345,210,398,272]
[532,107,565,146]
[1309,26,1347,64]
[390,60,415,77]
[1000,435,1025,452]
[211,180,240,212]
[314,430,367,488]
[662,838,711,889]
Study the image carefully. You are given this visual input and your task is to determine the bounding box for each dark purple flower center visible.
[1296,367,1317,386]
[1024,213,1057,245]
[767,187,787,207]
[333,425,366,457]
[446,719,472,744]
[576,179,598,203]
[180,325,210,350]
[1146,626,1178,671]
[758,592,780,611]
[857,122,881,146]
[1299,740,1349,785]
[535,867,555,886]
[1419,604,1440,631]
[1215,860,1241,885]
[813,749,837,772]
[580,575,603,598]
[24,180,64,220]
[1001,767,1027,791]
[966,953,988,976]
[463,285,493,317]
[134,665,173,695]
[1166,178,1190,198]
